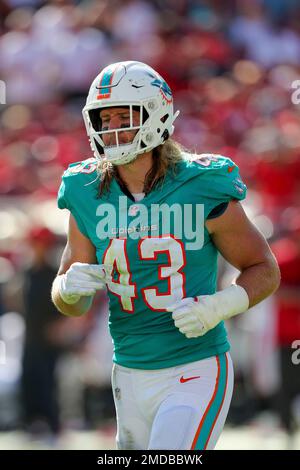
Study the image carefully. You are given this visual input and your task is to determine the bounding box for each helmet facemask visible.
[86,104,149,165]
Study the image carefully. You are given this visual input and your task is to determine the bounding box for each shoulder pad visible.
[188,153,247,201]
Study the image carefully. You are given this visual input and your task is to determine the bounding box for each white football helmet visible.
[82,61,179,165]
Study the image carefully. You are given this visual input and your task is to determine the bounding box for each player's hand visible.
[166,296,219,338]
[167,286,249,338]
[58,262,107,304]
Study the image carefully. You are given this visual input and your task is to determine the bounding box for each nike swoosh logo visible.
[180,375,201,383]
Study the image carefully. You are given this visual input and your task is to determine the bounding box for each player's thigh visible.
[111,364,151,450]
[148,352,234,450]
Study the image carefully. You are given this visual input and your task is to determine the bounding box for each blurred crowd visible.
[0,0,300,447]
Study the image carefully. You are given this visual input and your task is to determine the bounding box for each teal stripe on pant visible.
[193,353,228,450]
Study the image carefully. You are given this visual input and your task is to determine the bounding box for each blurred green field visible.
[0,425,299,450]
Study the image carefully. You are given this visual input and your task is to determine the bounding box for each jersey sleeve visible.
[57,168,90,238]
[57,177,70,210]
[193,154,247,217]
[212,158,247,203]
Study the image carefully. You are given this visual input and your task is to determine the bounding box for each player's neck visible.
[116,151,153,194]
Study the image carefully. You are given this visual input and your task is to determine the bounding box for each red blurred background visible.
[0,0,300,449]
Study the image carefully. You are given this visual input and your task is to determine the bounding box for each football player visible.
[51,61,280,450]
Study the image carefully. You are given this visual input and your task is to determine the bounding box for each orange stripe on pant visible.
[203,353,229,449]
[190,353,229,450]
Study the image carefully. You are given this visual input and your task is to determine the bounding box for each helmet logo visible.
[151,78,172,104]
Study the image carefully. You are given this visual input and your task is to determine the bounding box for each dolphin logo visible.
[151,78,172,98]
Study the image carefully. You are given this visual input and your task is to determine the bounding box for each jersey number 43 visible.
[103,236,186,313]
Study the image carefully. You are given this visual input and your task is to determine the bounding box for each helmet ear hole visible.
[160,114,169,123]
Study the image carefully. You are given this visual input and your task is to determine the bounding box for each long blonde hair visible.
[97,138,185,197]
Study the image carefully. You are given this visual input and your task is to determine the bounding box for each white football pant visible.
[111,352,234,450]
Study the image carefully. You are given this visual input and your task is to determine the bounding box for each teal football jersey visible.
[58,153,247,369]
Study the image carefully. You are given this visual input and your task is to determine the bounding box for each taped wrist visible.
[211,284,249,321]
